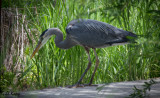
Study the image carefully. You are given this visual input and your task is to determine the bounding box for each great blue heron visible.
[31,19,137,88]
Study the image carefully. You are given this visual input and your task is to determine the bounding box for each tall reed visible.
[1,0,160,91]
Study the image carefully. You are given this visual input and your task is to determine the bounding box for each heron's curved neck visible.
[51,29,75,49]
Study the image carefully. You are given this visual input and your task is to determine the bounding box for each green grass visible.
[1,0,160,92]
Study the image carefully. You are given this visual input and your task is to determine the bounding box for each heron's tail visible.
[124,31,138,43]
[126,31,137,37]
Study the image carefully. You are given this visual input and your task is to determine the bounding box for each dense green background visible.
[1,0,160,92]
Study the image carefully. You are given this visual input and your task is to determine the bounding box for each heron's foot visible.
[83,83,98,87]
[67,83,98,88]
[67,83,85,88]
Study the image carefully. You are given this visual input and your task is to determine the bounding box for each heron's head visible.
[31,28,57,59]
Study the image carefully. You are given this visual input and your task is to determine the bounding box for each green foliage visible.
[0,67,16,93]
[128,79,157,98]
[1,0,160,92]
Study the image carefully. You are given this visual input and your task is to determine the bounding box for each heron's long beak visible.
[31,42,42,59]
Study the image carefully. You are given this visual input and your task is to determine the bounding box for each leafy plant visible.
[128,79,157,98]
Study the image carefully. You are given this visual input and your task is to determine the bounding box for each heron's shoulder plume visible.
[67,19,86,27]
[66,19,88,34]
[40,29,48,37]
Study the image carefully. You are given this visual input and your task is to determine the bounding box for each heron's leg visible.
[75,47,92,85]
[89,48,99,85]
[68,47,92,88]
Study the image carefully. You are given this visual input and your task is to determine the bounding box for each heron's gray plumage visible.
[66,19,136,48]
[32,19,137,88]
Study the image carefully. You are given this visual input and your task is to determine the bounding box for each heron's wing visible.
[66,19,136,48]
